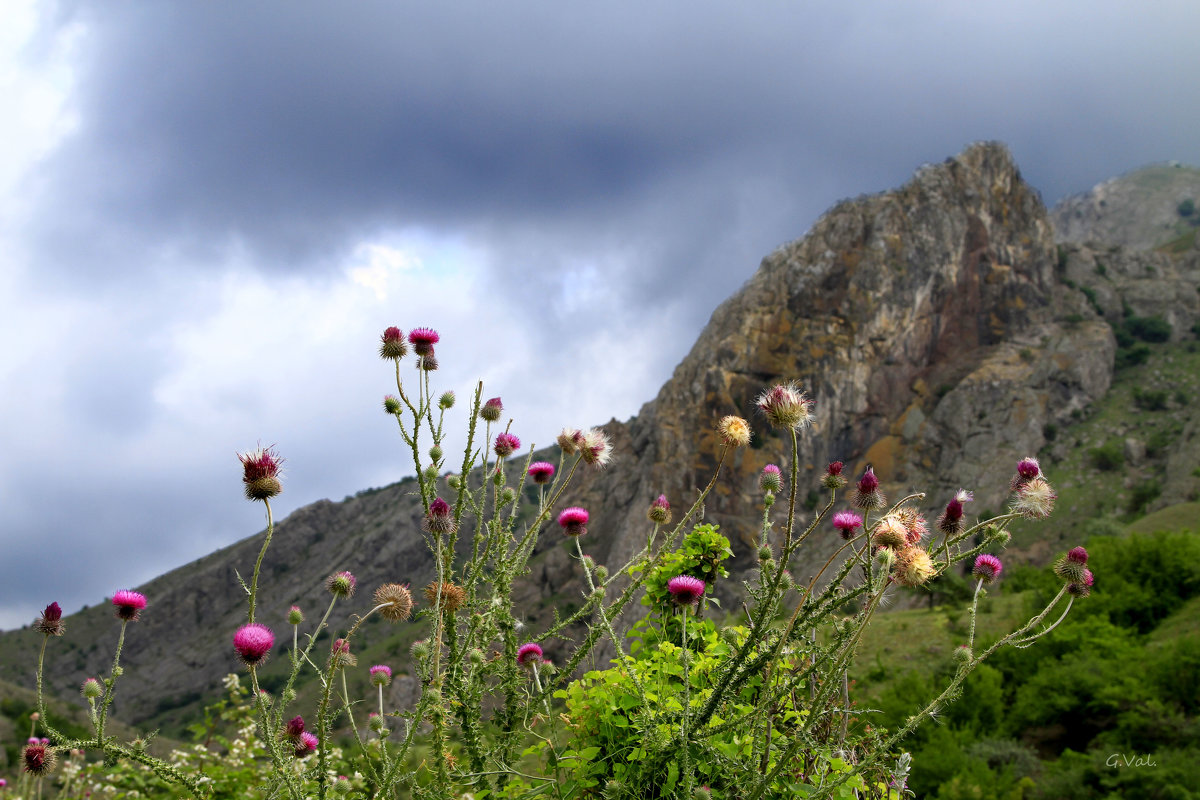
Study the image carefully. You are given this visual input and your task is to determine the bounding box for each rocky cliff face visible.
[1051,163,1200,250]
[9,142,1195,725]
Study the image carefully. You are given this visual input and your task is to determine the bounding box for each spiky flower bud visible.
[558,507,589,537]
[469,648,485,666]
[500,487,516,505]
[417,353,438,371]
[529,461,556,485]
[494,432,520,458]
[233,624,275,667]
[875,547,897,570]
[594,564,609,582]
[1067,569,1095,598]
[423,464,439,483]
[1011,457,1041,490]
[287,605,304,625]
[424,582,465,614]
[755,382,815,430]
[410,639,430,662]
[438,390,456,409]
[668,575,707,606]
[851,466,886,510]
[937,489,974,535]
[81,678,102,699]
[284,716,306,739]
[369,665,393,687]
[972,554,1003,584]
[368,714,387,734]
[1053,552,1089,584]
[383,394,402,415]
[953,645,973,665]
[326,571,357,598]
[379,327,408,360]
[330,638,357,669]
[374,583,414,622]
[428,445,443,463]
[238,446,283,501]
[823,461,847,490]
[424,498,456,535]
[647,494,672,525]
[35,602,65,637]
[407,327,439,357]
[758,545,772,561]
[112,590,147,622]
[447,474,461,489]
[480,397,503,422]
[717,415,752,447]
[759,464,783,493]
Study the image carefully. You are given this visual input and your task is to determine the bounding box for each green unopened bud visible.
[410,639,430,662]
[383,395,402,415]
[287,605,304,625]
[112,667,123,678]
[369,715,387,733]
[493,469,504,486]
[423,464,439,483]
[954,645,973,665]
[989,527,1012,547]
[693,787,712,800]
[447,475,461,489]
[438,391,456,410]
[779,571,794,590]
[875,548,897,570]
[282,688,296,704]
[758,545,772,561]
[500,487,516,506]
[429,445,443,463]
[469,648,484,666]
[426,687,443,704]
[721,627,740,645]
[333,775,353,794]
[594,565,609,582]
[761,558,777,574]
[591,586,606,601]
[80,678,103,700]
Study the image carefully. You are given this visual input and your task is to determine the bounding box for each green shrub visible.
[1090,440,1125,471]
[1179,198,1195,217]
[1132,386,1169,411]
[1115,343,1151,369]
[1125,315,1172,343]
[1127,479,1163,515]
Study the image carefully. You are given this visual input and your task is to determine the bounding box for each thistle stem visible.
[247,498,275,624]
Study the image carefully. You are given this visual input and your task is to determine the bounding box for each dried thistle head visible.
[374,583,414,622]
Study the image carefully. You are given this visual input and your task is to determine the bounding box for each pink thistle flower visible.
[667,575,706,606]
[330,638,357,668]
[897,509,928,546]
[516,642,544,668]
[379,327,408,360]
[647,494,672,525]
[80,678,102,700]
[759,464,783,493]
[407,327,439,356]
[1067,546,1088,564]
[1010,457,1041,490]
[1054,546,1089,584]
[558,507,589,537]
[851,467,886,511]
[755,382,815,430]
[23,743,55,776]
[579,428,612,467]
[284,716,306,739]
[528,461,556,485]
[494,432,521,458]
[369,665,393,687]
[1068,568,1095,598]
[823,460,847,490]
[35,602,64,637]
[238,445,283,501]
[937,489,973,535]
[112,591,147,622]
[326,571,357,598]
[294,731,319,758]
[424,497,456,535]
[480,397,504,422]
[556,428,584,454]
[973,554,1003,584]
[832,511,864,540]
[233,624,275,666]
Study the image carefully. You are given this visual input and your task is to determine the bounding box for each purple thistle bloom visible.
[1067,546,1088,564]
[233,623,275,666]
[558,507,589,536]
[407,327,439,356]
[294,731,319,757]
[832,511,864,540]
[517,642,544,668]
[528,462,556,485]
[667,575,706,606]
[647,494,672,524]
[112,590,147,621]
[972,554,1003,584]
[480,397,504,422]
[369,665,393,686]
[285,716,306,738]
[494,432,521,458]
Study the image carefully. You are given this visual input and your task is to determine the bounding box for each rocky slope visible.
[5,143,1197,727]
[1051,163,1200,250]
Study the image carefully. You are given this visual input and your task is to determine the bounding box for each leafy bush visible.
[1132,386,1169,411]
[1115,343,1151,369]
[1124,315,1172,343]
[1179,198,1195,217]
[1089,440,1125,471]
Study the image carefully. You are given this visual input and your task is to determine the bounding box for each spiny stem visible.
[247,498,275,624]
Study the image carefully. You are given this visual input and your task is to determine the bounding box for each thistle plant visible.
[19,326,1089,800]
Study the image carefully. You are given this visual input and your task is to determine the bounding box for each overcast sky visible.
[2,0,1198,630]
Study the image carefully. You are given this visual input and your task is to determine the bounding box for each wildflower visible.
[407,327,439,356]
[35,602,64,637]
[667,575,706,606]
[1053,548,1089,584]
[287,605,304,625]
[1011,477,1056,519]
[1067,546,1088,564]
[972,554,1003,584]
[330,638,357,669]
[647,495,672,525]
[558,507,589,537]
[937,489,973,535]
[851,466,886,511]
[238,445,283,501]
[284,716,306,739]
[1010,457,1041,491]
[755,382,814,430]
[516,642,544,668]
[369,665,393,687]
[527,462,555,486]
[1067,569,1095,598]
[494,432,521,458]
[379,327,408,360]
[112,590,147,622]
[81,678,103,699]
[823,461,847,490]
[717,415,752,447]
[893,548,936,587]
[832,511,863,540]
[233,624,275,666]
[374,583,414,622]
[23,743,56,776]
[326,571,357,598]
[872,516,909,549]
[423,497,456,535]
[480,397,504,422]
[294,731,319,758]
[579,428,612,467]
[759,464,783,493]
[557,428,584,454]
[410,639,430,662]
[417,353,438,371]
[383,394,402,415]
[438,390,456,410]
[894,508,927,546]
[424,582,466,614]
